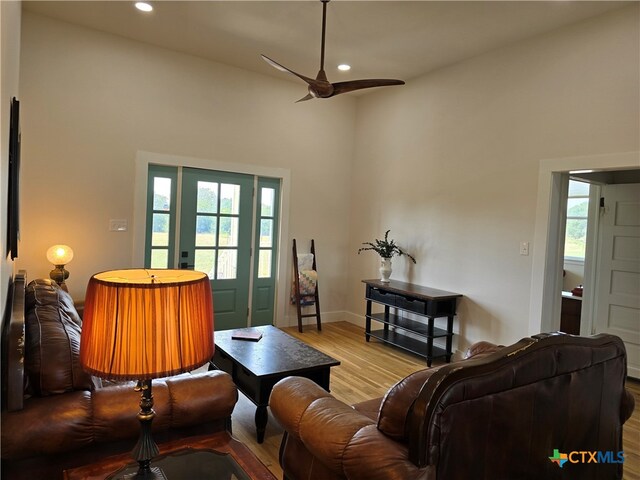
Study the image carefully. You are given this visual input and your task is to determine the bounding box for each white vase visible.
[379,258,392,283]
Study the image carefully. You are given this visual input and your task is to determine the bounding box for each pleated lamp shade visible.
[80,269,214,380]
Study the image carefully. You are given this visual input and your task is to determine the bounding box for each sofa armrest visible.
[271,377,426,480]
[1,390,94,459]
[92,370,237,442]
[165,370,238,427]
[342,425,430,480]
[1,370,237,460]
[621,387,636,424]
[270,377,372,465]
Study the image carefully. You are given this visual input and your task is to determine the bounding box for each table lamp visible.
[80,269,214,480]
[46,244,74,289]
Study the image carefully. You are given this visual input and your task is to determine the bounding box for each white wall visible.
[348,5,639,351]
[563,260,584,292]
[15,5,640,349]
[17,12,356,324]
[1,1,21,310]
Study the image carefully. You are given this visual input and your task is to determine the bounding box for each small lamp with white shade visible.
[46,244,74,290]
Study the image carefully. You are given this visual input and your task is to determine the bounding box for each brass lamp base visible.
[128,380,165,480]
[49,265,69,288]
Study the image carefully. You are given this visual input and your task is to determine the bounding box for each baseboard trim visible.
[275,310,362,329]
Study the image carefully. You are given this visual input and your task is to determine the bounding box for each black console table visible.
[362,279,462,366]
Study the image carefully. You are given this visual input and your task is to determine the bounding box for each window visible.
[193,180,242,280]
[257,187,276,278]
[564,180,590,261]
[145,165,177,268]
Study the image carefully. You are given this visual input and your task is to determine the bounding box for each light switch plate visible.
[109,219,128,232]
[519,241,529,256]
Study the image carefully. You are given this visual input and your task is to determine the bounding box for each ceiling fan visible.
[261,0,405,102]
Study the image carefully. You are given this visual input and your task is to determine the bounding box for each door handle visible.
[180,252,193,269]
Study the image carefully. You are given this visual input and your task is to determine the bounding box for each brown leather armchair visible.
[271,333,635,480]
[1,275,238,479]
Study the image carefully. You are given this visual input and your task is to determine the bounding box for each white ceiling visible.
[23,1,631,95]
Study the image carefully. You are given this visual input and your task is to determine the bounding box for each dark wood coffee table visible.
[211,325,340,443]
[63,432,276,479]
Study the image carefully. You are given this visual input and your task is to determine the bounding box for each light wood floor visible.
[625,377,640,480]
[228,321,640,480]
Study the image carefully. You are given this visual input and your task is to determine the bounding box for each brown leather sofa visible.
[271,333,636,480]
[1,274,238,479]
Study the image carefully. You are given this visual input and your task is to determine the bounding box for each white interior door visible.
[594,183,640,378]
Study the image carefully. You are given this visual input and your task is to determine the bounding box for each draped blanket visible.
[291,254,318,304]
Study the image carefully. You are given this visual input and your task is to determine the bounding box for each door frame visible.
[529,150,640,336]
[133,150,291,327]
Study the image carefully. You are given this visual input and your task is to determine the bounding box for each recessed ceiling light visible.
[337,64,351,71]
[135,2,153,12]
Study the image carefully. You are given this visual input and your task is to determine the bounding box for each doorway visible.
[529,151,639,378]
[558,178,597,335]
[144,164,281,330]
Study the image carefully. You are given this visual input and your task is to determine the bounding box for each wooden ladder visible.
[292,239,322,333]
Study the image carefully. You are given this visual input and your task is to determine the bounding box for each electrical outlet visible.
[109,219,128,232]
[519,241,529,256]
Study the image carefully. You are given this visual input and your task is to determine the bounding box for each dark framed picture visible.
[7,97,20,260]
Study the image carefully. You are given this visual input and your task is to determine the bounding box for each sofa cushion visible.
[24,279,98,396]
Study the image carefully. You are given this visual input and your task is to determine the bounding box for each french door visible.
[144,165,280,330]
[251,177,280,326]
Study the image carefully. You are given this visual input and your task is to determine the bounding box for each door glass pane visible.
[197,182,218,214]
[153,177,172,211]
[195,250,216,279]
[220,184,240,215]
[260,219,273,247]
[567,198,588,217]
[196,216,217,246]
[152,213,170,246]
[258,250,272,278]
[261,188,275,217]
[150,249,168,268]
[568,180,589,197]
[219,217,239,247]
[217,250,237,279]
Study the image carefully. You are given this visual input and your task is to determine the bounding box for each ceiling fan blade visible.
[296,93,316,103]
[261,54,316,85]
[332,79,406,96]
[263,0,405,102]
